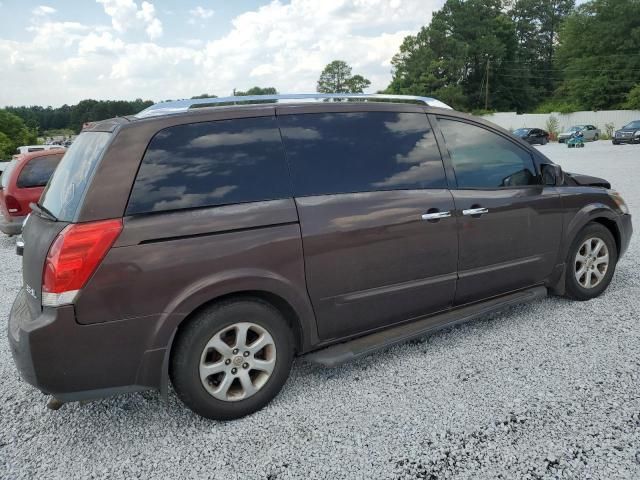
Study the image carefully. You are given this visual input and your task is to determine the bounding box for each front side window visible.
[438,118,539,189]
[127,116,290,215]
[279,111,447,196]
[17,154,62,188]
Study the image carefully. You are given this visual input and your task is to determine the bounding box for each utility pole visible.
[484,58,490,110]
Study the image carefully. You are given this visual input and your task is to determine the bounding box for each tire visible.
[170,298,295,420]
[541,137,548,145]
[565,223,618,301]
[593,134,599,141]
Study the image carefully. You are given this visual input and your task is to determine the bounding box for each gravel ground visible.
[1,141,639,479]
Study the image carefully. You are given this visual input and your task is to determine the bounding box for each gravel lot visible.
[1,141,639,479]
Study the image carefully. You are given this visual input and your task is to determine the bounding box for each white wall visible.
[482,110,640,133]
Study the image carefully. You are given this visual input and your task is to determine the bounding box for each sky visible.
[0,0,444,107]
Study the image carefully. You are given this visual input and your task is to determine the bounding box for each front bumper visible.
[612,134,640,144]
[0,215,25,236]
[8,289,166,402]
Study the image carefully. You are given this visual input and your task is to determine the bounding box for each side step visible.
[304,286,547,367]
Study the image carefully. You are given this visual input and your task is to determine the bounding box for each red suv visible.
[0,149,65,236]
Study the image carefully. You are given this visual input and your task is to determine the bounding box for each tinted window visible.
[41,132,110,221]
[127,116,289,215]
[279,112,446,196]
[17,154,62,188]
[27,147,44,152]
[439,118,539,189]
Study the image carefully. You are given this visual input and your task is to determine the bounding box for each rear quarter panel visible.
[73,199,317,351]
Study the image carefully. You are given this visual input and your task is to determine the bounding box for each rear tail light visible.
[5,195,22,215]
[42,219,123,307]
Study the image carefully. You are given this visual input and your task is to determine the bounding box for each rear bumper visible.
[8,289,166,401]
[0,215,25,236]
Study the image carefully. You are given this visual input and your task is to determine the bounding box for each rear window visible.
[17,154,62,188]
[279,111,447,196]
[27,147,44,152]
[41,132,110,221]
[126,116,290,215]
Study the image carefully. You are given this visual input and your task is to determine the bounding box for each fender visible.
[549,202,622,296]
[148,267,319,354]
[561,203,620,262]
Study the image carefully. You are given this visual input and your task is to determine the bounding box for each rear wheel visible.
[593,133,599,141]
[565,223,618,301]
[170,298,294,420]
[541,137,548,145]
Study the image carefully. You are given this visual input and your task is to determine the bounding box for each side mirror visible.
[542,164,564,186]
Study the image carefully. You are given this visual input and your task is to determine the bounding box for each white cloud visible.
[32,5,56,16]
[0,0,443,106]
[96,0,163,39]
[189,6,215,24]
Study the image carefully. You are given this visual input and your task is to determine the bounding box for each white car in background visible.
[558,125,601,143]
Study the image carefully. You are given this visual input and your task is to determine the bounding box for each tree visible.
[191,93,217,99]
[317,60,371,93]
[386,0,523,111]
[555,0,640,110]
[235,86,278,96]
[624,84,640,109]
[510,0,575,96]
[0,110,37,158]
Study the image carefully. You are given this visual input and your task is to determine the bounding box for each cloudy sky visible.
[0,0,443,107]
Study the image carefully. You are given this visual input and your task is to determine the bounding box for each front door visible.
[435,117,562,305]
[277,107,459,341]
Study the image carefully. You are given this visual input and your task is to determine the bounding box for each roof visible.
[134,93,453,119]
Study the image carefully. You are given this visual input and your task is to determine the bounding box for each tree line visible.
[385,0,640,113]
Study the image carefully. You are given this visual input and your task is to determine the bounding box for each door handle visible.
[421,211,451,221]
[462,207,489,216]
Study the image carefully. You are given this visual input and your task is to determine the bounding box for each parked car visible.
[9,94,632,420]
[558,125,600,143]
[14,145,65,156]
[612,120,640,145]
[0,149,65,236]
[512,128,550,145]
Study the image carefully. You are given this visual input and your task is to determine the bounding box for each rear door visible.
[435,116,562,305]
[278,107,458,341]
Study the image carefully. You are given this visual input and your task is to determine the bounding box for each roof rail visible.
[135,93,453,118]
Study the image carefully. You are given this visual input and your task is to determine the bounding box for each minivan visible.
[9,94,632,420]
[0,149,65,236]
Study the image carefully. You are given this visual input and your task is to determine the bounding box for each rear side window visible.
[41,132,111,222]
[127,116,290,215]
[17,154,62,188]
[438,118,539,189]
[279,112,446,196]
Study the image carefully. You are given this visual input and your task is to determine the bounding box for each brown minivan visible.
[8,94,632,420]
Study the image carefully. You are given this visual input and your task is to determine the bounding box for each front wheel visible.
[170,299,295,420]
[565,223,618,301]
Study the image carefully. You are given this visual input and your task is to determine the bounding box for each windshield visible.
[623,121,640,129]
[513,128,531,136]
[569,126,585,132]
[1,160,17,189]
[40,132,110,221]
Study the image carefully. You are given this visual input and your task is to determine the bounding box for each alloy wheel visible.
[199,322,276,402]
[574,237,609,289]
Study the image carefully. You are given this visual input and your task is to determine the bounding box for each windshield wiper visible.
[29,202,58,222]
